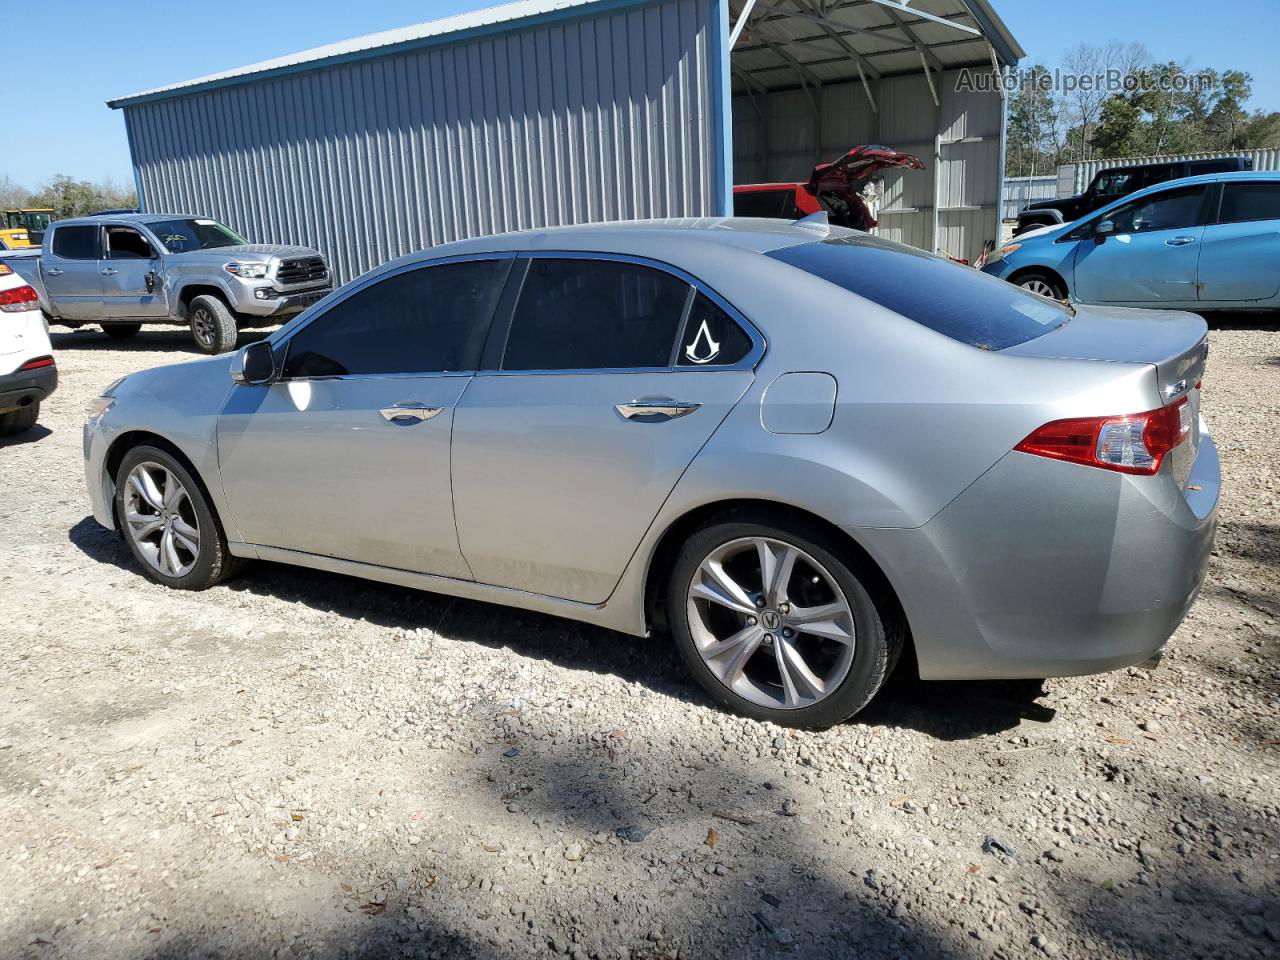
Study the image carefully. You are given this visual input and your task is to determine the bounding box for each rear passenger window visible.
[51,226,99,260]
[1218,182,1280,223]
[678,293,754,366]
[282,259,509,378]
[502,259,690,371]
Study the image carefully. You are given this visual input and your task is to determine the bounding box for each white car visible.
[0,261,57,435]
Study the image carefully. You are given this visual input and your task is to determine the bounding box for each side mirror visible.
[230,340,276,385]
[1094,220,1116,244]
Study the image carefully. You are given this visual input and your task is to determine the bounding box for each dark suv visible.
[1015,156,1254,235]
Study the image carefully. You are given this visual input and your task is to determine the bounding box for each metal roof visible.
[728,0,1024,95]
[107,0,636,108]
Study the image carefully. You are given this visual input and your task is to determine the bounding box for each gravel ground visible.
[1,321,1277,960]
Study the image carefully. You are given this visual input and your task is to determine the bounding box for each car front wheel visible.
[188,295,238,354]
[668,517,898,728]
[114,445,245,589]
[1016,271,1066,300]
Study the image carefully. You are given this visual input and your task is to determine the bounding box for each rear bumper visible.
[857,428,1220,680]
[0,362,56,414]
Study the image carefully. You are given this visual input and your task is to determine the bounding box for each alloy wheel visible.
[1020,278,1058,298]
[123,461,202,578]
[191,308,215,349]
[686,536,856,709]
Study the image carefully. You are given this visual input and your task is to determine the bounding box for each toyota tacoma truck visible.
[2,213,332,353]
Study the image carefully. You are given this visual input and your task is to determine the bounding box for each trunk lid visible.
[1003,305,1208,483]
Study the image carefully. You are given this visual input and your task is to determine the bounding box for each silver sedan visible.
[83,219,1219,727]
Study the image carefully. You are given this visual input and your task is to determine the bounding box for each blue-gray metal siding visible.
[123,0,722,283]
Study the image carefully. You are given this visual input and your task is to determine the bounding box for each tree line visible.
[0,173,137,218]
[1007,42,1280,178]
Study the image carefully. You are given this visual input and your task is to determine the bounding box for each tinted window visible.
[1218,182,1280,224]
[282,259,509,378]
[1091,170,1137,196]
[502,259,689,371]
[767,233,1068,350]
[677,293,754,366]
[51,225,99,260]
[1108,186,1205,234]
[106,227,154,259]
[734,190,795,219]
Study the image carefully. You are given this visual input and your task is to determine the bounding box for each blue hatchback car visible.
[983,171,1280,311]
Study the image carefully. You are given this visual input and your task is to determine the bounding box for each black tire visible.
[113,444,246,590]
[668,515,899,728]
[1014,270,1067,300]
[101,323,142,340]
[188,294,238,354]
[0,402,39,436]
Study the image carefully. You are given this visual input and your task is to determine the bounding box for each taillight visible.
[0,284,39,312]
[1015,397,1191,476]
[19,355,54,371]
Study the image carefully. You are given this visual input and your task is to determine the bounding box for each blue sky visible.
[5,0,1277,189]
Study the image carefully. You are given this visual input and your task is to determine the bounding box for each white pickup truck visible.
[3,213,332,353]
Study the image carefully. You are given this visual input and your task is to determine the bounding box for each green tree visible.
[27,174,136,219]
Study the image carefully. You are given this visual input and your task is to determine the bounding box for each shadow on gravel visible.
[68,515,1053,744]
[50,327,275,354]
[0,423,51,447]
[1200,311,1280,332]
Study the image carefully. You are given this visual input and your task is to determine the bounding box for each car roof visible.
[52,213,207,228]
[424,217,832,258]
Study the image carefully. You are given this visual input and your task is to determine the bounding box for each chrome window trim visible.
[270,253,518,383]
[484,250,766,378]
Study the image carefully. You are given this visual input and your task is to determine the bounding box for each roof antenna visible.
[794,209,830,234]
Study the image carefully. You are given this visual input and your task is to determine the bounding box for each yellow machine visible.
[0,209,54,249]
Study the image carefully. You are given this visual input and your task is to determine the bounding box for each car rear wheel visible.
[0,401,39,436]
[668,517,898,728]
[101,323,142,340]
[188,295,238,354]
[114,445,245,590]
[1016,271,1066,300]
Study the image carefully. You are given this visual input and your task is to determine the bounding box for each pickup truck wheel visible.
[189,295,238,354]
[101,323,142,340]
[0,401,39,436]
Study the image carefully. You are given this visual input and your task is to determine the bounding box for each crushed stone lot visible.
[1,322,1277,960]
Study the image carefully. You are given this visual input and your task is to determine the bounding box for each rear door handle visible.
[101,267,119,275]
[615,398,702,420]
[1165,236,1196,246]
[45,267,63,276]
[379,402,444,423]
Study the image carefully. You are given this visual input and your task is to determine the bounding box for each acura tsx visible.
[83,218,1219,727]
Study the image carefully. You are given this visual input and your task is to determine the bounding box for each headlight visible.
[86,396,114,419]
[224,262,270,279]
[988,243,1021,264]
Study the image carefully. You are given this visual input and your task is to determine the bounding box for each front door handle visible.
[45,267,63,276]
[101,267,119,275]
[615,398,702,421]
[1165,236,1196,246]
[379,402,443,423]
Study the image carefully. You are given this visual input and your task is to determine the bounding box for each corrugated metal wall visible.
[1068,147,1280,194]
[124,0,720,283]
[732,67,1005,263]
[1002,174,1057,219]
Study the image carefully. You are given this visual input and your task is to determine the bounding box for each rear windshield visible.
[767,234,1068,350]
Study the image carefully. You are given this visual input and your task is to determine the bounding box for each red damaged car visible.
[733,144,924,230]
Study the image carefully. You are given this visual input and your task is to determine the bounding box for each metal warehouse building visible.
[109,0,1022,283]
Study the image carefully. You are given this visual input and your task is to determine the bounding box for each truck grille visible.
[277,256,327,285]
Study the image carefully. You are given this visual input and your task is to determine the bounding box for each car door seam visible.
[449,374,479,582]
